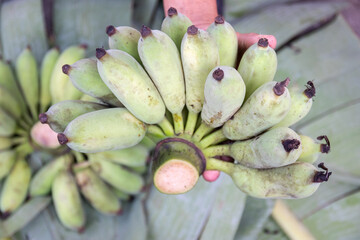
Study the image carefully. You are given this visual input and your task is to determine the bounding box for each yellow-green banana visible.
[298,135,330,163]
[0,137,13,151]
[111,187,131,201]
[0,150,16,180]
[0,84,22,119]
[0,108,16,137]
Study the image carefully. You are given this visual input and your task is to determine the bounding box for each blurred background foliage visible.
[0,0,359,239]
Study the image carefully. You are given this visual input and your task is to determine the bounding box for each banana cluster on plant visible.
[44,8,332,200]
[0,45,149,232]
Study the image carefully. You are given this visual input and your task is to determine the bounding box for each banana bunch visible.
[44,8,332,200]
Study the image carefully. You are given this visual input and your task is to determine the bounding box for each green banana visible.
[0,108,17,137]
[207,158,331,199]
[138,26,185,116]
[181,25,219,114]
[29,154,73,197]
[75,167,122,215]
[15,47,39,118]
[201,66,245,128]
[111,187,131,201]
[89,156,144,194]
[0,137,13,151]
[0,158,31,216]
[0,150,16,180]
[130,165,148,174]
[273,81,316,128]
[223,79,291,140]
[230,127,302,168]
[298,135,330,163]
[52,170,85,231]
[238,38,277,100]
[50,45,87,103]
[0,59,24,106]
[0,84,22,119]
[39,100,107,133]
[96,48,165,124]
[207,15,238,67]
[57,108,147,153]
[106,25,141,63]
[40,47,60,113]
[63,58,123,106]
[161,7,192,51]
[80,94,105,104]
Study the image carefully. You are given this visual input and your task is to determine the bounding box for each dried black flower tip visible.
[313,162,332,182]
[273,78,290,96]
[317,135,330,153]
[258,38,269,47]
[304,81,316,99]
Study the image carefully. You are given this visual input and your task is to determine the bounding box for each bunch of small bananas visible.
[0,45,149,232]
[44,7,332,201]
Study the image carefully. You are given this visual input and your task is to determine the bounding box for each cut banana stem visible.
[206,158,331,199]
[199,129,227,149]
[192,122,214,142]
[184,111,198,137]
[152,138,206,194]
[203,144,231,158]
[172,112,184,135]
[297,135,330,163]
[157,116,175,137]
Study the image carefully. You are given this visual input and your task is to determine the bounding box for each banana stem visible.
[15,126,28,137]
[184,111,198,137]
[23,111,34,126]
[18,118,30,131]
[157,117,174,137]
[140,136,156,150]
[73,151,85,163]
[206,157,233,175]
[192,122,214,142]
[15,142,33,157]
[11,136,27,145]
[172,112,184,135]
[199,129,227,149]
[272,200,315,240]
[146,125,166,142]
[203,144,231,157]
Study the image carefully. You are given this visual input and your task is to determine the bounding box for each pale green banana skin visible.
[181,27,220,113]
[75,168,122,215]
[52,170,85,231]
[0,108,16,137]
[29,154,73,197]
[90,157,144,194]
[223,81,291,140]
[230,127,302,168]
[40,47,60,113]
[15,47,39,118]
[50,45,86,103]
[0,137,13,151]
[138,28,185,115]
[297,135,320,163]
[107,26,141,63]
[238,41,277,100]
[96,49,165,124]
[41,100,107,133]
[207,18,238,67]
[111,187,131,201]
[0,84,22,119]
[0,150,16,180]
[90,144,149,167]
[80,94,105,104]
[61,108,147,153]
[66,58,123,107]
[161,10,192,51]
[0,159,31,214]
[201,66,246,128]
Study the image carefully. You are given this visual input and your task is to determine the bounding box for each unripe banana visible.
[29,154,73,197]
[298,135,330,163]
[0,108,16,137]
[207,158,331,199]
[106,25,141,63]
[207,16,238,67]
[238,38,277,100]
[273,81,316,128]
[63,58,123,107]
[181,25,220,114]
[74,167,122,215]
[15,47,39,118]
[0,59,23,105]
[161,7,192,51]
[111,187,131,201]
[89,156,144,194]
[40,47,60,113]
[50,45,87,103]
[223,79,291,140]
[0,137,13,151]
[96,48,165,124]
[0,150,16,180]
[0,84,22,119]
[80,94,105,104]
[39,100,107,133]
[138,26,185,115]
[230,127,302,168]
[52,170,85,231]
[57,108,147,153]
[201,67,245,128]
[0,158,31,215]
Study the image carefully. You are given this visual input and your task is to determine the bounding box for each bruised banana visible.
[96,48,165,124]
[39,100,107,133]
[63,58,123,106]
[207,15,238,67]
[29,154,73,197]
[52,170,85,232]
[0,150,16,180]
[57,108,147,153]
[0,108,16,137]
[297,135,330,163]
[161,7,192,51]
[223,79,291,140]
